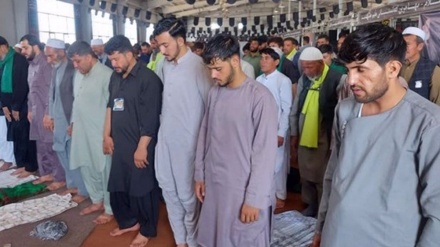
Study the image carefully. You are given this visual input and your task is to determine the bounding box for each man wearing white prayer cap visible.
[43,38,90,201]
[90,38,112,68]
[290,46,344,217]
[400,26,440,105]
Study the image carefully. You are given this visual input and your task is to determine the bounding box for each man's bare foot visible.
[93,213,114,225]
[110,223,140,237]
[17,170,34,178]
[58,188,78,196]
[33,175,54,184]
[80,203,104,215]
[0,162,13,171]
[11,167,25,175]
[276,198,285,209]
[72,194,88,203]
[47,181,66,191]
[130,233,150,247]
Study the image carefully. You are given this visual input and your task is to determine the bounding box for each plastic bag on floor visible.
[30,220,68,240]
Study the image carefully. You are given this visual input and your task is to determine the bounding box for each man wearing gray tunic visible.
[20,34,64,183]
[153,18,211,247]
[43,39,88,202]
[195,34,278,247]
[67,41,113,224]
[312,24,440,247]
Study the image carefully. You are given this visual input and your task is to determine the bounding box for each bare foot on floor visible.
[47,181,66,191]
[130,232,150,247]
[33,175,54,184]
[80,203,104,215]
[58,188,78,196]
[72,194,88,203]
[17,170,35,178]
[276,198,285,209]
[93,213,114,225]
[11,167,25,175]
[0,162,13,171]
[110,223,140,237]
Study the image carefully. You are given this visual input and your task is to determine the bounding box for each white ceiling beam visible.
[173,0,269,17]
[145,0,171,9]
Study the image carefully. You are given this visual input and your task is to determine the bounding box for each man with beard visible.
[195,33,278,247]
[290,47,343,217]
[0,36,36,173]
[243,37,261,76]
[153,17,211,247]
[312,23,440,247]
[20,34,64,182]
[91,38,112,69]
[104,34,163,247]
[67,41,113,224]
[43,38,88,201]
[146,35,164,80]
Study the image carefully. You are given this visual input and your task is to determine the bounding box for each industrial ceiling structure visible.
[73,0,440,35]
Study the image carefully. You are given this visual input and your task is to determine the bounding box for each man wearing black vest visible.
[401,27,440,105]
[290,47,344,217]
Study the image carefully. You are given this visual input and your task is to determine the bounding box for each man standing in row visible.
[195,33,278,247]
[20,34,64,183]
[43,38,88,201]
[257,48,292,209]
[0,36,34,173]
[67,41,113,224]
[290,47,343,217]
[91,38,112,69]
[104,34,163,247]
[154,17,211,247]
[400,27,440,105]
[313,23,440,247]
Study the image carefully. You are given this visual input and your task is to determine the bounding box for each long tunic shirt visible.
[195,78,278,247]
[155,50,211,195]
[28,53,53,143]
[107,62,163,196]
[256,70,292,173]
[317,90,440,247]
[70,62,112,171]
[48,60,69,152]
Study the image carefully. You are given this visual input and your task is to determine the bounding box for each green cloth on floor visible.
[0,182,47,206]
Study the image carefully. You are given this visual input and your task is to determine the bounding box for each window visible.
[146,23,155,41]
[125,20,138,45]
[91,11,113,43]
[37,0,76,44]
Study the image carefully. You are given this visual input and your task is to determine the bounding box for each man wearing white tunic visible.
[312,24,440,247]
[153,17,211,247]
[195,33,278,247]
[67,41,113,224]
[256,48,292,209]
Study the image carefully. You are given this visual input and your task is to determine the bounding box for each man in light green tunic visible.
[312,24,440,247]
[67,41,113,225]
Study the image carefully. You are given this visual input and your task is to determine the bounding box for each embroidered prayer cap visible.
[46,39,65,49]
[271,47,284,59]
[90,38,104,46]
[402,27,426,41]
[14,43,21,48]
[299,47,323,61]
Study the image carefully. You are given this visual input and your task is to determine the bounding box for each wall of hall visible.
[0,0,29,45]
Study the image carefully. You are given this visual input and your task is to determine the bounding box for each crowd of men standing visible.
[0,17,440,247]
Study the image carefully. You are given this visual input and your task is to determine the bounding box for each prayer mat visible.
[0,194,78,232]
[271,210,317,247]
[0,182,47,206]
[0,169,39,188]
